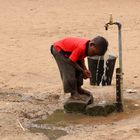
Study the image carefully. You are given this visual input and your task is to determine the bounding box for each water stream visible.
[99,54,109,86]
[95,56,101,84]
[96,53,111,104]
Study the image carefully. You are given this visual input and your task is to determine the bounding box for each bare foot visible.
[71,92,86,101]
[78,87,92,96]
[77,88,94,103]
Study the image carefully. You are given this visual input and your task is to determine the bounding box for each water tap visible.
[105,14,121,30]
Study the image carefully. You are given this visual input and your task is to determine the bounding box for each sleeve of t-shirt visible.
[69,48,82,62]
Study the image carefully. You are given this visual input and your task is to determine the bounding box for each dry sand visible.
[0,0,140,140]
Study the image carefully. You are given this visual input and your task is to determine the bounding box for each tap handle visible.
[109,14,113,24]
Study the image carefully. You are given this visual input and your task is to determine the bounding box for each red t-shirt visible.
[54,37,89,62]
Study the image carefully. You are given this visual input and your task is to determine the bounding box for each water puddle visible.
[29,99,140,140]
[34,99,140,126]
[35,109,88,127]
[30,127,67,140]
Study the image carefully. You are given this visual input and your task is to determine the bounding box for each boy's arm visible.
[81,59,88,70]
[65,58,91,79]
[67,59,84,72]
[81,59,91,79]
[57,52,91,78]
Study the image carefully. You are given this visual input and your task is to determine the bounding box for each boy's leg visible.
[76,61,92,97]
[76,60,83,86]
[51,46,80,97]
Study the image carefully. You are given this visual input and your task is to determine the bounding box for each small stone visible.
[126,89,137,93]
[134,76,138,78]
[134,104,139,107]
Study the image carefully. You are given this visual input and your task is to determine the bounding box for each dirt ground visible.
[0,0,140,140]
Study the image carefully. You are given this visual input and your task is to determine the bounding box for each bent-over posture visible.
[51,36,108,100]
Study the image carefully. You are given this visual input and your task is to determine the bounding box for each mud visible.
[30,127,67,140]
[31,99,140,126]
[0,87,140,140]
[26,99,140,140]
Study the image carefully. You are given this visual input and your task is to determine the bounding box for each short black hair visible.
[91,36,108,55]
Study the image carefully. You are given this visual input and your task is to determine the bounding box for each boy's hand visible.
[83,70,91,79]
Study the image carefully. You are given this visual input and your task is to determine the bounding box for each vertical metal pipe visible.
[104,18,124,111]
[116,68,123,112]
[117,24,124,111]
[118,25,122,71]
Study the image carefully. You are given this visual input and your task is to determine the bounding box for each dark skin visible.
[87,44,101,56]
[68,43,102,79]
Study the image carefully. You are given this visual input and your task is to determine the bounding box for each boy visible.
[51,36,108,100]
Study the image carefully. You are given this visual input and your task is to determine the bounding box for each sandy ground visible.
[0,0,140,139]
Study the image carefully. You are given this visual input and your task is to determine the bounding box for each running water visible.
[96,51,116,105]
[95,56,101,83]
[99,54,110,86]
[99,54,109,104]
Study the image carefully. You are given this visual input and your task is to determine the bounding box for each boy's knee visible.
[63,78,77,92]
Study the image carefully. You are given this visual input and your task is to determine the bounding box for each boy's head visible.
[88,36,108,56]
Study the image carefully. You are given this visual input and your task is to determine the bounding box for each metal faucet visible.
[105,14,121,30]
[105,15,123,112]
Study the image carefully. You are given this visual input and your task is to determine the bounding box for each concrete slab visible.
[64,94,94,113]
[86,103,116,116]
